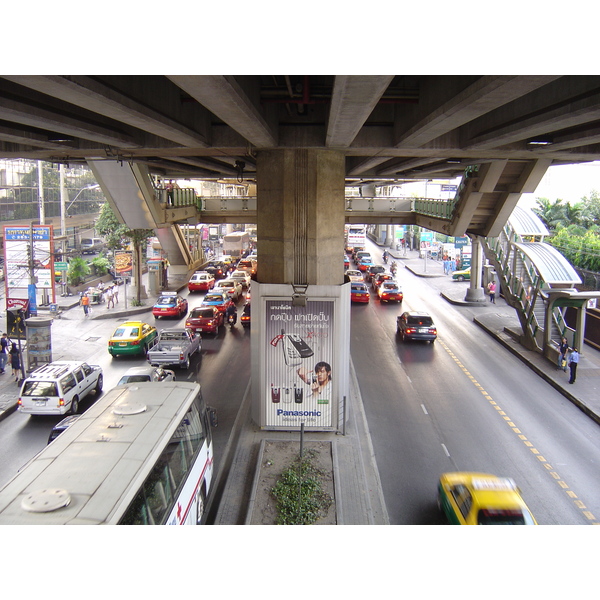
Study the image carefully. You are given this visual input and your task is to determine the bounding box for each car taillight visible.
[406,327,417,334]
[131,340,140,345]
[180,353,184,360]
[59,398,65,406]
[17,398,22,406]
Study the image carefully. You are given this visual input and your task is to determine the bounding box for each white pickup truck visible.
[146,328,201,369]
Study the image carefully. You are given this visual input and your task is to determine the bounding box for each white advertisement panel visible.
[3,226,55,296]
[264,299,334,428]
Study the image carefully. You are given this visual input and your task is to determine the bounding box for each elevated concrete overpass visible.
[2,75,600,241]
[3,75,600,430]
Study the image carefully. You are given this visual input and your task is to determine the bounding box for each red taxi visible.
[188,271,215,292]
[185,305,224,336]
[350,282,370,303]
[377,281,403,303]
[152,292,188,319]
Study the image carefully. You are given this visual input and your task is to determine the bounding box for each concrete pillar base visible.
[464,287,487,303]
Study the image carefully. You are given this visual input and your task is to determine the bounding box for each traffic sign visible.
[55,262,68,270]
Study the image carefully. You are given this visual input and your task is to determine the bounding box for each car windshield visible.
[157,296,176,305]
[383,283,397,290]
[205,294,224,302]
[190,308,215,319]
[477,509,532,525]
[351,284,366,292]
[113,326,140,338]
[22,380,59,397]
[406,316,433,326]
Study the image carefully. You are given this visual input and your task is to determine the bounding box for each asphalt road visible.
[0,290,250,491]
[351,241,600,525]
[2,247,600,525]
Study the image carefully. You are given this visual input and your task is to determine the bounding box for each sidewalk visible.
[0,271,190,418]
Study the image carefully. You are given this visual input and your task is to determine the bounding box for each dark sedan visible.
[396,311,437,343]
[204,261,228,280]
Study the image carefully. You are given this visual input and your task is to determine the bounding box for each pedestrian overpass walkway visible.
[482,205,600,357]
[85,159,600,358]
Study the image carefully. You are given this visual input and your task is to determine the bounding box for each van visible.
[18,361,103,415]
[80,237,105,254]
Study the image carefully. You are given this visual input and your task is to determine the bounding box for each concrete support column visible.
[385,224,393,247]
[251,149,349,431]
[256,149,345,285]
[464,235,486,303]
[575,306,587,352]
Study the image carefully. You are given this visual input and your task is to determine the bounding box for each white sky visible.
[519,161,600,208]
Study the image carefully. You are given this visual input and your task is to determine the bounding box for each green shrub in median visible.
[271,449,332,525]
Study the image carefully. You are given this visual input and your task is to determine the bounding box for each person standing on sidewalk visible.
[9,342,20,382]
[568,347,580,384]
[558,337,569,371]
[112,284,119,304]
[105,286,114,309]
[0,333,9,374]
[80,292,90,317]
[487,280,497,303]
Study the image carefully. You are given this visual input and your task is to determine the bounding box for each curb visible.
[473,317,600,428]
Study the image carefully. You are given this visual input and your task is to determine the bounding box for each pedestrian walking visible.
[9,342,20,382]
[80,293,90,317]
[568,347,580,384]
[487,280,496,303]
[106,286,115,309]
[0,332,9,374]
[558,337,569,371]
[112,285,119,304]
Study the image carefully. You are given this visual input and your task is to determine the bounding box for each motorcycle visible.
[390,261,397,276]
[382,252,388,264]
[227,311,237,328]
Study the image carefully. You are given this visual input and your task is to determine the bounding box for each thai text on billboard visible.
[264,299,334,428]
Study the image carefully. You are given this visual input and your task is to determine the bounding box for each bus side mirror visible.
[208,407,218,428]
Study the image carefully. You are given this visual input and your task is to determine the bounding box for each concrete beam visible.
[168,75,277,148]
[327,76,394,147]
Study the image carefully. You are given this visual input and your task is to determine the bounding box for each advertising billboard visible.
[3,225,55,309]
[264,299,334,428]
[114,251,133,278]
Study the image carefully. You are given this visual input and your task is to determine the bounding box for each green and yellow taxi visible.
[437,472,537,525]
[451,267,471,281]
[108,321,158,357]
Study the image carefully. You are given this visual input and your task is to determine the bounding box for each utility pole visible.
[37,160,45,225]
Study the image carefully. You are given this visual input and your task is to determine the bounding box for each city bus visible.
[345,225,367,253]
[0,381,217,525]
[222,230,251,258]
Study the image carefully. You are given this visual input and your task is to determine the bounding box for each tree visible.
[67,256,91,286]
[95,203,154,303]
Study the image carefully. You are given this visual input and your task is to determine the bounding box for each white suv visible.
[18,361,103,415]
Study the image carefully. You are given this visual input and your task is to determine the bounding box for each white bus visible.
[222,230,251,258]
[345,225,367,252]
[0,382,217,525]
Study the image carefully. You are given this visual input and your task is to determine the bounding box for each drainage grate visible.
[86,337,100,342]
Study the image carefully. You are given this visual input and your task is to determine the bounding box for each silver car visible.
[117,366,175,385]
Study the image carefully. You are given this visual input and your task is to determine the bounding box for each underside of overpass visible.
[4,75,600,429]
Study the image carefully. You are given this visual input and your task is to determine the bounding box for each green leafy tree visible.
[95,203,154,303]
[89,256,111,276]
[67,256,91,286]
